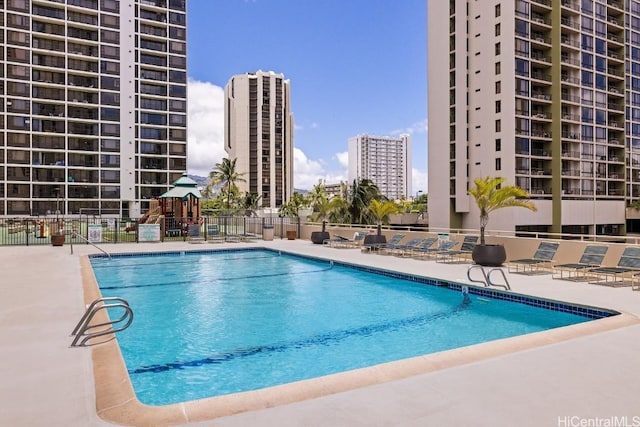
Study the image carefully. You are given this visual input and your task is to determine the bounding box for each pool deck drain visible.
[2,240,640,426]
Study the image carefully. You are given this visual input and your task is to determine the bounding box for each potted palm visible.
[363,199,399,246]
[310,195,333,244]
[468,176,537,266]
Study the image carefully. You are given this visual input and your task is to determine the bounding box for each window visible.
[495,4,500,17]
[495,23,501,36]
[495,100,501,113]
[495,81,501,94]
[495,158,501,171]
[495,139,501,151]
[495,119,501,132]
[495,62,501,75]
[495,42,501,55]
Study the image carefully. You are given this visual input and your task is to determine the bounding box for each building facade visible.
[1,0,187,218]
[428,0,640,236]
[224,71,294,208]
[348,133,412,200]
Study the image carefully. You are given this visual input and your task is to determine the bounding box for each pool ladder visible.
[467,265,511,290]
[70,297,133,347]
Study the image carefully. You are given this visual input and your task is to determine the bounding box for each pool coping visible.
[81,251,640,426]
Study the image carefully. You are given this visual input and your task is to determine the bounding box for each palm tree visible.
[241,192,261,217]
[468,176,537,244]
[367,199,399,236]
[278,192,308,218]
[208,158,246,212]
[349,179,382,224]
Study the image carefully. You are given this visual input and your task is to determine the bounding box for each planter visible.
[286,230,297,240]
[310,231,330,244]
[472,244,506,267]
[51,234,66,246]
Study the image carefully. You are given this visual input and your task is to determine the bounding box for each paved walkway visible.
[2,240,640,427]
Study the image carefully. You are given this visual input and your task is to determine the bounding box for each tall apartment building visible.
[348,133,412,200]
[224,71,293,208]
[1,0,188,218]
[428,0,640,236]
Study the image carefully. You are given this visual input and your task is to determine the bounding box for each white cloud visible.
[293,148,347,190]
[412,168,428,195]
[335,151,349,169]
[187,79,226,177]
[390,118,428,136]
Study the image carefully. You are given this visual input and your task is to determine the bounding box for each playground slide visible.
[125,207,161,232]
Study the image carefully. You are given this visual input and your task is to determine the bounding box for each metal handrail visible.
[69,231,111,259]
[467,265,511,290]
[70,297,133,347]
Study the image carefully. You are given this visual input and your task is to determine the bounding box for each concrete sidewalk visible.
[2,240,640,427]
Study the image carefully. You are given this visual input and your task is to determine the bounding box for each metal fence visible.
[0,216,300,246]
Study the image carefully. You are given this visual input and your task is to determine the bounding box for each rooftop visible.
[2,239,640,426]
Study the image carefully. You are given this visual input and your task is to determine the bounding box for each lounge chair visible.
[507,241,559,275]
[327,232,367,248]
[411,239,457,260]
[552,245,608,281]
[586,246,640,287]
[435,235,478,264]
[377,237,424,256]
[362,233,405,252]
[397,237,438,257]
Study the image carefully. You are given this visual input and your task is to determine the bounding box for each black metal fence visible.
[0,216,300,246]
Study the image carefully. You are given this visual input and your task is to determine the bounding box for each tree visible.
[208,158,246,211]
[241,192,261,217]
[367,199,400,236]
[349,179,383,224]
[278,192,308,218]
[467,176,537,244]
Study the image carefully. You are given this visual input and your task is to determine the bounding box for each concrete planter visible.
[310,231,330,244]
[472,244,506,266]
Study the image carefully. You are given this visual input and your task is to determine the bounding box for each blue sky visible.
[186,0,427,192]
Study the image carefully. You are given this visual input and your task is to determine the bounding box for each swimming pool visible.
[90,248,614,406]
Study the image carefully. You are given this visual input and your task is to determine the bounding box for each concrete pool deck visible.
[2,239,640,426]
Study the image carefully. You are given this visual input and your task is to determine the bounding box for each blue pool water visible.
[90,249,609,406]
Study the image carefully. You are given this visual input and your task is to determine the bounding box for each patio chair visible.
[552,245,608,281]
[328,232,367,248]
[507,241,559,275]
[377,237,424,256]
[435,235,478,264]
[411,239,458,260]
[397,237,438,257]
[586,246,640,287]
[362,233,405,253]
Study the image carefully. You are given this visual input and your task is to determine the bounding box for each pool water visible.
[91,249,596,406]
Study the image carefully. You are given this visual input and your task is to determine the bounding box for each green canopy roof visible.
[159,173,202,199]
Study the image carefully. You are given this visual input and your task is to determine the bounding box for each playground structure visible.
[126,173,202,236]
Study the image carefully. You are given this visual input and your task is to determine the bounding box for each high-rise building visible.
[1,0,187,218]
[224,71,293,208]
[348,133,412,200]
[428,1,638,236]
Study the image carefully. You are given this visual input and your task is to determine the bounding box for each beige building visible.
[1,0,188,218]
[348,134,412,200]
[224,71,294,208]
[427,1,640,236]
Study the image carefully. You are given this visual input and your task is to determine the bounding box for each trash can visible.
[263,224,274,241]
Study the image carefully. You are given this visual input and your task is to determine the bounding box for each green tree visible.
[241,192,261,217]
[367,199,400,235]
[349,179,383,224]
[468,176,537,244]
[278,192,308,218]
[208,158,246,211]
